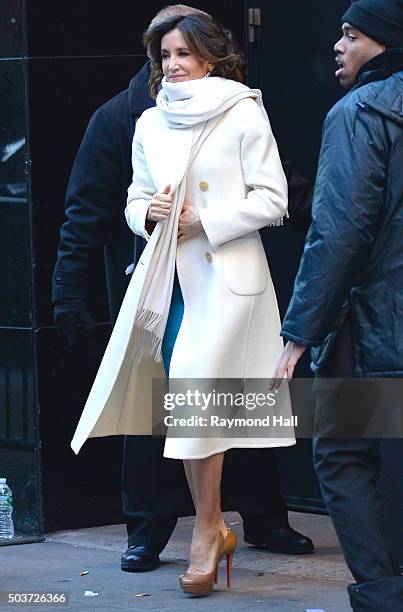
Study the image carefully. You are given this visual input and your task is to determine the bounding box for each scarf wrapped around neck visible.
[133,76,283,363]
[157,75,268,126]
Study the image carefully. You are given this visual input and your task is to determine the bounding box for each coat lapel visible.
[142,111,194,193]
[140,112,223,195]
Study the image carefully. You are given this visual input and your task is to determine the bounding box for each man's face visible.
[334,23,386,89]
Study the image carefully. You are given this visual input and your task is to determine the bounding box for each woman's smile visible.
[168,74,187,82]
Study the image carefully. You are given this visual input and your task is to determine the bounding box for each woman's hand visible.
[147,184,173,222]
[178,202,202,244]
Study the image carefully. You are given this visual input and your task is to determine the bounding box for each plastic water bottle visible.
[0,478,15,539]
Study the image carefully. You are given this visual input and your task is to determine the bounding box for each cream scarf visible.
[133,76,281,363]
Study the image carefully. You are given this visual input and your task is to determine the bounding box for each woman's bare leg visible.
[183,453,228,574]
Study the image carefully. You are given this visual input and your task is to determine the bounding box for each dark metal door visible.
[245,5,403,571]
[244,0,350,513]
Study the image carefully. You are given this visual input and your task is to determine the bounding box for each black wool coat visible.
[52,63,312,322]
[52,63,152,319]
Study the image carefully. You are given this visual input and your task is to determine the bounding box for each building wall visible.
[0,0,43,540]
[25,0,244,532]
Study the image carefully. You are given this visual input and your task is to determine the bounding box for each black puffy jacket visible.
[281,50,403,378]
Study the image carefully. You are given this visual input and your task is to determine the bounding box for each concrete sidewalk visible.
[1,511,352,611]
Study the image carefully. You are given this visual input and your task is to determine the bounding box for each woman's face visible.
[161,28,212,83]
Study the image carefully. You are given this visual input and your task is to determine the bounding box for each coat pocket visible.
[222,234,268,296]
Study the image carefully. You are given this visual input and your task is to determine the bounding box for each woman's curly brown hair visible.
[143,14,245,99]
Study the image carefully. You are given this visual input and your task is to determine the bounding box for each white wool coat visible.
[71,97,295,457]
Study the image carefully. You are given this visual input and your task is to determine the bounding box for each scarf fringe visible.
[268,217,285,227]
[133,309,163,363]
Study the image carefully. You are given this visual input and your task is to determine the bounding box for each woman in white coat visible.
[131,13,294,595]
[71,12,294,596]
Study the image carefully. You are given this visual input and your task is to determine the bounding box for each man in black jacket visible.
[53,4,314,573]
[272,1,403,609]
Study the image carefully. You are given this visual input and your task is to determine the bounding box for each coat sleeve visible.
[52,107,123,302]
[281,102,387,347]
[199,100,288,249]
[125,115,155,241]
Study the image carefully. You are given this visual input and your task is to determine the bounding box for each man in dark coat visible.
[53,4,314,573]
[272,1,403,609]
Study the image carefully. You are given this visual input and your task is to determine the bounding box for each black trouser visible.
[313,395,403,611]
[122,435,289,552]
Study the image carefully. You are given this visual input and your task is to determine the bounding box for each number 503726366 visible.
[0,592,69,606]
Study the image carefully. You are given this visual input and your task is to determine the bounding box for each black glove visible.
[54,299,96,346]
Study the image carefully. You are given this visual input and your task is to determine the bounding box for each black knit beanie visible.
[342,0,403,48]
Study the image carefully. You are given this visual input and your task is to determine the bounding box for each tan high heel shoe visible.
[179,528,237,596]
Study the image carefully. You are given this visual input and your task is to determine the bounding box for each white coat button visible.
[205,252,212,263]
[199,181,209,191]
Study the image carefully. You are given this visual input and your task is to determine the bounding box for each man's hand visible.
[147,184,173,222]
[269,341,307,389]
[54,299,95,346]
[178,202,202,243]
